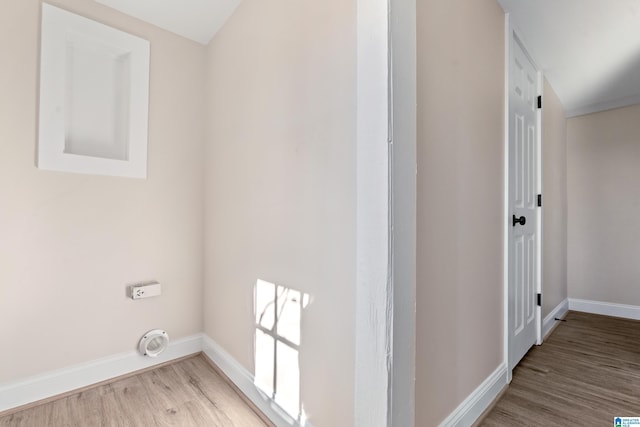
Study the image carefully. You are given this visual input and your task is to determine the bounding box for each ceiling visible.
[498,0,640,117]
[94,0,241,45]
[94,0,640,117]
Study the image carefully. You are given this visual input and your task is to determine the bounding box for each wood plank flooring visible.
[480,311,640,426]
[0,355,272,427]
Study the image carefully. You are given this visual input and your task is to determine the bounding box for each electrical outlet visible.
[128,282,161,300]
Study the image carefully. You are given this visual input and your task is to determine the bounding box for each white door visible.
[508,33,540,371]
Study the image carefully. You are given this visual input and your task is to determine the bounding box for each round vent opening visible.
[138,329,169,357]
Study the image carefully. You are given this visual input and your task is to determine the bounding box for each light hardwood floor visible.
[0,355,272,427]
[480,311,640,426]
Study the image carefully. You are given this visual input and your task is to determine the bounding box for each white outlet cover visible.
[129,282,161,299]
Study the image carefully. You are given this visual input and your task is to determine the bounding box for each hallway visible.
[480,311,640,426]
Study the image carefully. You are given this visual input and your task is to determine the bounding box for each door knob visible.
[512,215,526,227]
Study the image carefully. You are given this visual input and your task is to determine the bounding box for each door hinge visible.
[537,194,542,207]
[537,293,542,307]
[537,95,542,109]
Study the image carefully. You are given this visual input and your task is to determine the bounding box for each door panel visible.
[509,33,539,370]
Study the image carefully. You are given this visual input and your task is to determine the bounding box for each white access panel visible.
[38,4,150,178]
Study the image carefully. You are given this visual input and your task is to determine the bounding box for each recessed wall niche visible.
[38,4,150,178]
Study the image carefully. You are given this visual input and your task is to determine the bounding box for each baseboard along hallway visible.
[479,311,640,426]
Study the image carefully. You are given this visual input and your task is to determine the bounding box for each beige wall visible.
[0,0,205,382]
[567,104,640,304]
[542,79,568,317]
[203,1,356,425]
[415,0,505,424]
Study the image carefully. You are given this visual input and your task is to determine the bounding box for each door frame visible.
[503,15,544,381]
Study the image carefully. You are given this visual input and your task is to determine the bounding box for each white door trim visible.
[502,12,511,382]
[503,15,544,380]
[535,68,544,346]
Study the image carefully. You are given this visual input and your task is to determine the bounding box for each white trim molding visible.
[502,12,512,383]
[0,333,312,427]
[568,298,640,320]
[542,298,569,339]
[0,334,202,413]
[388,0,417,424]
[438,364,508,427]
[354,0,392,425]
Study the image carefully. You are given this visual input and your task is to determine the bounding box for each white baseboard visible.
[542,298,569,339]
[568,298,640,320]
[201,335,311,427]
[0,333,313,427]
[0,334,203,413]
[438,363,508,427]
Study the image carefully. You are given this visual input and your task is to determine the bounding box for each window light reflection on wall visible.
[254,279,310,423]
